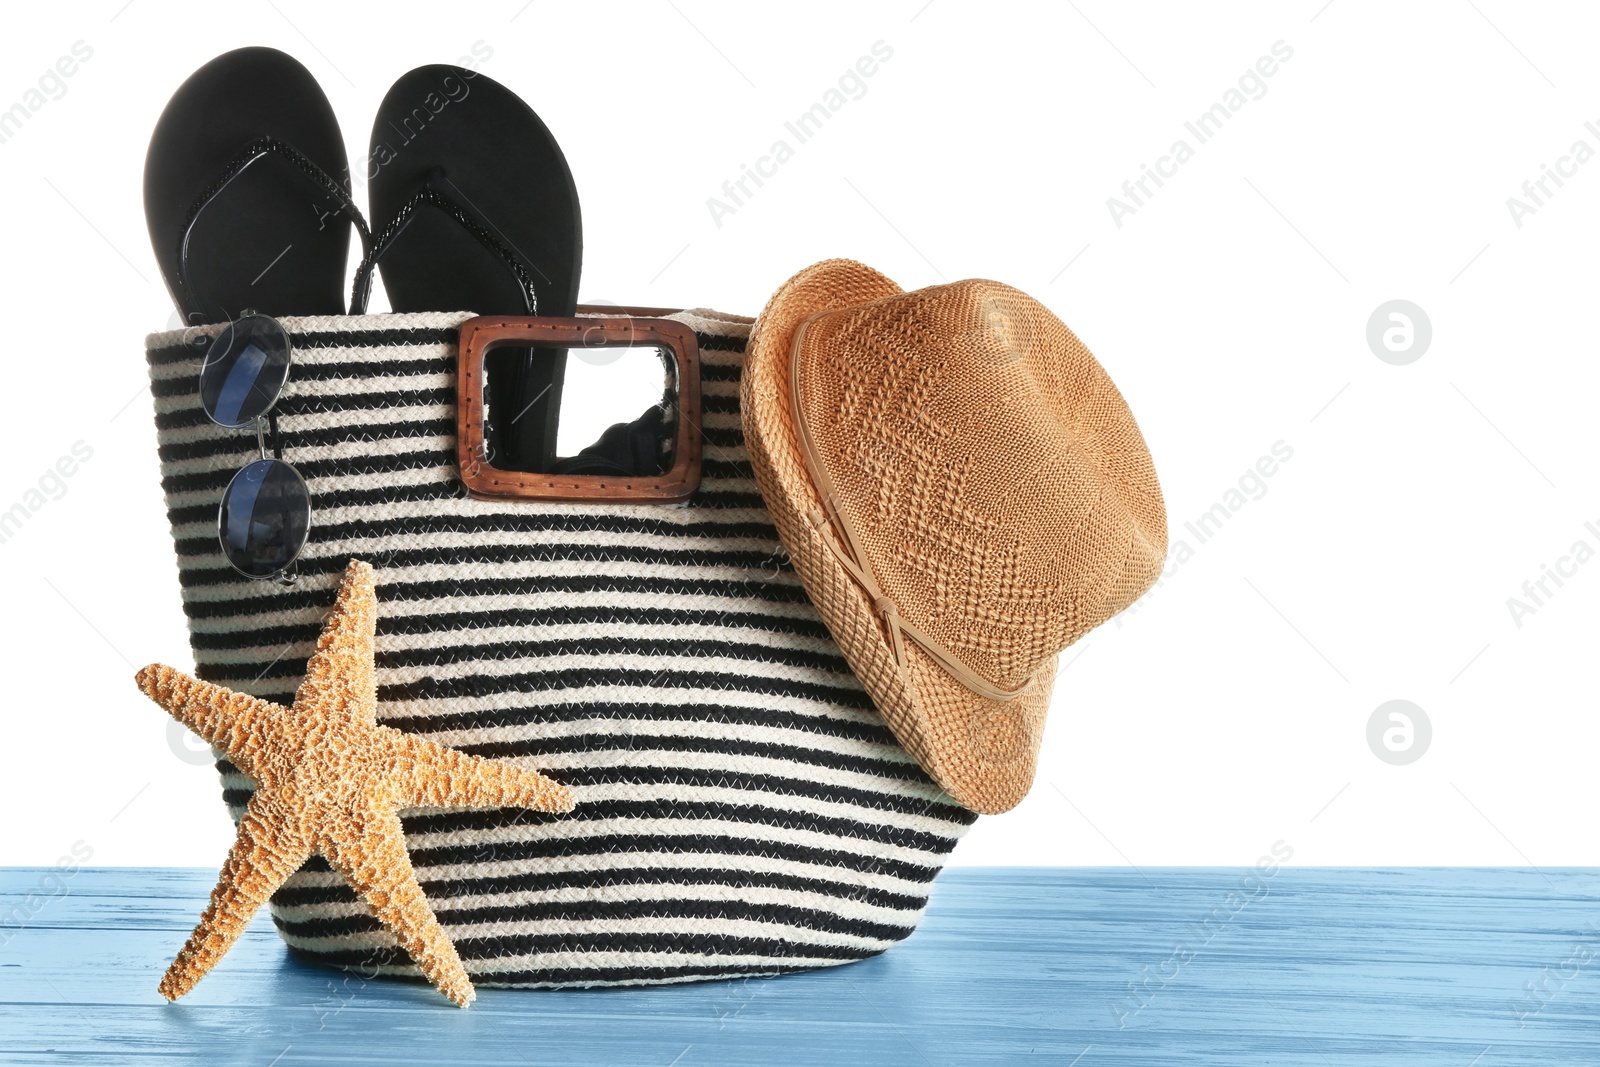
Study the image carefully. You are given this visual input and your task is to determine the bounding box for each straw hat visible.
[742,260,1167,814]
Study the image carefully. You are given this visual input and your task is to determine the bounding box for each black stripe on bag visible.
[440,748,932,799]
[163,479,767,526]
[418,929,891,962]
[485,744,921,788]
[200,667,875,715]
[148,359,449,400]
[291,327,458,349]
[180,572,817,621]
[392,802,960,858]
[284,946,878,976]
[162,449,451,496]
[159,425,444,465]
[152,386,458,431]
[158,418,455,463]
[698,363,741,383]
[380,666,870,708]
[270,864,929,911]
[695,332,746,353]
[273,895,916,943]
[174,512,778,563]
[171,505,776,562]
[188,604,816,652]
[175,542,793,588]
[460,962,842,986]
[277,829,959,883]
[369,702,893,747]
[367,637,848,675]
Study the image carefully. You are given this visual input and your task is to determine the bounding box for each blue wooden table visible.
[2,867,1597,1064]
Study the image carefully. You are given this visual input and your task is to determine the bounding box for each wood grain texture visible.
[455,315,703,502]
[2,867,1597,1064]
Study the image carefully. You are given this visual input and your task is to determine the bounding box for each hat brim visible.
[741,259,1055,815]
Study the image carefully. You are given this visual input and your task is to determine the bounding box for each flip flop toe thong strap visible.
[349,183,538,315]
[176,136,371,315]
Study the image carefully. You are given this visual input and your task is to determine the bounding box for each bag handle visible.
[455,315,702,503]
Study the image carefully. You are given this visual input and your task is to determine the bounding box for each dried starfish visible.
[135,558,573,1007]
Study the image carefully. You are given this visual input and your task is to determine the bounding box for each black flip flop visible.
[361,65,582,473]
[145,47,366,324]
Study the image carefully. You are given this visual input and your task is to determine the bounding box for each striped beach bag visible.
[144,308,975,987]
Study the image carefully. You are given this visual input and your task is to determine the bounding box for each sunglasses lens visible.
[200,314,291,428]
[218,459,311,579]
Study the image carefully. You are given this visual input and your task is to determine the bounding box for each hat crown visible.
[795,279,1167,690]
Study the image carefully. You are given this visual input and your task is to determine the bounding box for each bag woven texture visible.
[144,310,974,988]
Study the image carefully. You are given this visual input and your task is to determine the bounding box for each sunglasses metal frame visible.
[199,313,309,584]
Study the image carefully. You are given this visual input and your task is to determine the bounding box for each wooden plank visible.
[1,868,1597,1064]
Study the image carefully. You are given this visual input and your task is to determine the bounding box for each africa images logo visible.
[1105,40,1294,228]
[706,41,894,227]
[0,41,93,147]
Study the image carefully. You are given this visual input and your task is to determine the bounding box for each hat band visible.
[787,316,1035,705]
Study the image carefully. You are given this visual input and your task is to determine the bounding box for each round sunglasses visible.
[199,314,310,582]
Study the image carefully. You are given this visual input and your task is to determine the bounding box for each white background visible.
[1,1,1595,870]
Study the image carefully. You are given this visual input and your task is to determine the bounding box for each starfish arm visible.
[293,560,379,722]
[389,733,575,815]
[135,664,279,780]
[158,798,311,1002]
[322,812,476,1007]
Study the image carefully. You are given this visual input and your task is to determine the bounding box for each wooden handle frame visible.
[455,315,702,503]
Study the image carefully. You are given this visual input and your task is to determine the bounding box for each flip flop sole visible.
[144,47,356,324]
[369,64,582,472]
